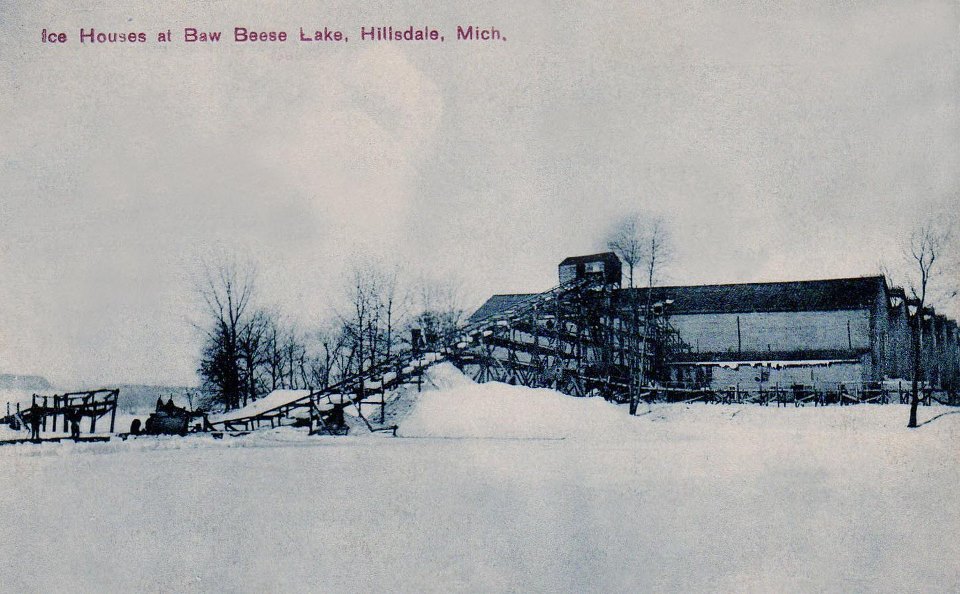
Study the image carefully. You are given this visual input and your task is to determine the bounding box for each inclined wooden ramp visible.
[207,277,599,434]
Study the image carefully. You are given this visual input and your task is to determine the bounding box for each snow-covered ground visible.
[0,363,958,592]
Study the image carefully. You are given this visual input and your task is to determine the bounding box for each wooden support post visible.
[41,396,48,431]
[380,387,386,425]
[109,394,117,434]
[52,396,58,433]
[737,316,742,355]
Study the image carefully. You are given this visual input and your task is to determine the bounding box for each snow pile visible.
[399,363,636,439]
[209,389,311,424]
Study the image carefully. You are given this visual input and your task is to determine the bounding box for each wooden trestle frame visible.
[449,276,665,405]
[3,389,119,437]
[205,276,678,434]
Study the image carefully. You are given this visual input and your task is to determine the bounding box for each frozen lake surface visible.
[1,366,958,593]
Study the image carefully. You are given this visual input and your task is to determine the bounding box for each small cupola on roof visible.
[558,252,622,287]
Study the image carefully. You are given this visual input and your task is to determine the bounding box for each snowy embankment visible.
[0,363,959,592]
[399,363,640,439]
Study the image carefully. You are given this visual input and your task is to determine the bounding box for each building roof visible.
[557,252,620,267]
[468,293,532,323]
[622,276,886,315]
[469,275,887,322]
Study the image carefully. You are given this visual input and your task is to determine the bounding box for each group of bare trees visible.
[606,213,673,401]
[195,258,318,410]
[196,257,255,411]
[606,214,671,291]
[193,213,673,413]
[195,255,466,411]
[194,206,954,431]
[334,264,469,388]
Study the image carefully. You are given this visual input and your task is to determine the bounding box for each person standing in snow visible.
[29,403,41,441]
[69,408,81,440]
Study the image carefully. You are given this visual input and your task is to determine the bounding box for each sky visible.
[0,1,958,386]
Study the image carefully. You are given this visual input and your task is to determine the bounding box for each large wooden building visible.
[630,276,960,391]
[471,254,960,393]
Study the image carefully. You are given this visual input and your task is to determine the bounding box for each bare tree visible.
[341,262,376,379]
[412,275,467,349]
[607,216,643,289]
[606,214,674,407]
[306,324,349,389]
[237,308,270,406]
[259,314,313,391]
[196,254,258,410]
[642,218,673,290]
[606,213,673,290]
[282,326,309,389]
[263,315,284,391]
[375,265,406,364]
[337,259,415,380]
[902,220,955,428]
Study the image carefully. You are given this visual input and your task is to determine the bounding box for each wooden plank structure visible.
[2,389,119,440]
[209,353,441,433]
[449,276,660,404]
[207,273,665,433]
[207,269,951,435]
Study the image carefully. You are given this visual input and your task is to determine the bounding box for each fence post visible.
[109,392,117,434]
[86,395,94,433]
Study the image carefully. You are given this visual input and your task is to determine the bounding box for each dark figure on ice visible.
[70,409,81,440]
[29,403,41,441]
[325,405,348,435]
[329,405,345,429]
[130,418,141,435]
